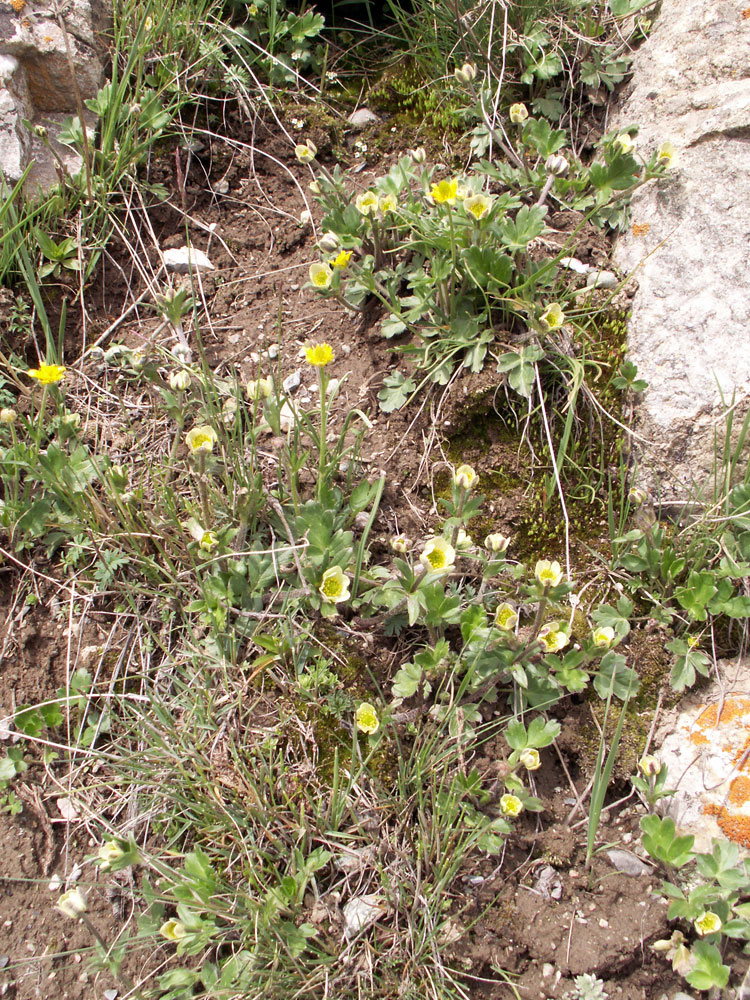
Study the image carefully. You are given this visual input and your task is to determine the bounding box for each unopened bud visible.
[0,408,17,424]
[545,153,569,177]
[454,62,477,84]
[319,231,340,252]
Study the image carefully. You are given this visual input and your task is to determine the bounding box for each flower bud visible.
[454,62,477,84]
[519,748,541,771]
[309,180,322,195]
[169,370,191,391]
[319,231,340,252]
[390,534,410,553]
[409,147,427,164]
[545,153,569,177]
[638,754,661,777]
[0,408,17,424]
[485,532,510,553]
[299,209,312,226]
[509,103,529,124]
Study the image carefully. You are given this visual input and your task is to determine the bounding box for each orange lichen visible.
[728,775,750,807]
[695,697,750,728]
[632,222,650,237]
[690,729,710,746]
[704,802,750,848]
[9,0,26,12]
[742,8,750,18]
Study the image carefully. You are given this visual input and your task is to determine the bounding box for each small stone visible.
[0,958,8,969]
[282,371,301,393]
[56,797,79,821]
[542,963,555,978]
[347,108,379,130]
[606,848,651,877]
[104,990,118,1000]
[163,247,215,274]
[559,256,590,274]
[599,918,609,928]
[48,874,62,892]
[585,269,618,290]
[212,179,230,195]
[341,344,351,356]
[268,344,279,360]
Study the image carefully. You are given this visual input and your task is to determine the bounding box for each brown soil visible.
[0,115,736,999]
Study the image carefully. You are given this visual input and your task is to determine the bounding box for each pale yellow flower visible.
[463,193,493,221]
[0,408,17,424]
[305,342,334,367]
[27,363,66,385]
[500,793,523,816]
[694,911,722,936]
[185,425,218,454]
[246,376,273,400]
[159,919,187,941]
[534,559,563,588]
[309,262,333,289]
[656,141,677,168]
[485,533,510,553]
[319,566,350,604]
[379,193,398,214]
[519,748,541,771]
[390,534,410,553]
[454,62,477,83]
[355,190,379,216]
[430,179,459,205]
[592,626,615,648]
[614,133,635,155]
[294,140,317,163]
[97,841,125,869]
[509,103,529,124]
[495,602,519,631]
[419,537,456,576]
[539,623,569,653]
[453,463,477,490]
[56,888,87,919]
[356,702,379,734]
[539,303,565,331]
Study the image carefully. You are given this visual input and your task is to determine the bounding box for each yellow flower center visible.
[305,343,334,367]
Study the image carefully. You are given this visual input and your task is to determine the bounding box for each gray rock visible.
[613,0,750,498]
[656,658,750,854]
[163,247,215,274]
[605,848,651,877]
[346,107,379,130]
[585,269,618,290]
[0,0,109,187]
[282,370,301,393]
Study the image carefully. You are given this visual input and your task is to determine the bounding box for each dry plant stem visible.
[535,365,571,579]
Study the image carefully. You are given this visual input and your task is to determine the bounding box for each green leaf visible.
[498,205,547,251]
[378,372,415,413]
[496,345,545,399]
[685,941,729,991]
[640,815,695,868]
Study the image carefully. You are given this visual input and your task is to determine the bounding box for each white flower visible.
[294,140,317,163]
[519,748,541,771]
[592,626,615,647]
[534,559,563,588]
[169,370,191,391]
[485,532,510,554]
[452,463,477,490]
[319,566,351,604]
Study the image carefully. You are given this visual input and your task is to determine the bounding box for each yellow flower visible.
[305,342,334,367]
[430,179,459,205]
[539,623,569,653]
[495,602,519,631]
[509,103,529,124]
[539,302,565,331]
[355,190,379,216]
[519,748,541,771]
[453,463,477,490]
[419,537,456,576]
[294,140,317,163]
[379,193,398,214]
[535,559,563,588]
[319,566,350,604]
[144,14,153,30]
[694,911,722,936]
[27,363,66,385]
[356,702,379,734]
[592,626,615,647]
[309,262,333,289]
[331,249,352,269]
[500,793,523,817]
[614,133,635,155]
[159,919,187,941]
[463,194,493,221]
[485,533,510,554]
[185,425,218,454]
[57,888,87,919]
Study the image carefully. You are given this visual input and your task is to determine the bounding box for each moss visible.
[368,58,466,143]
